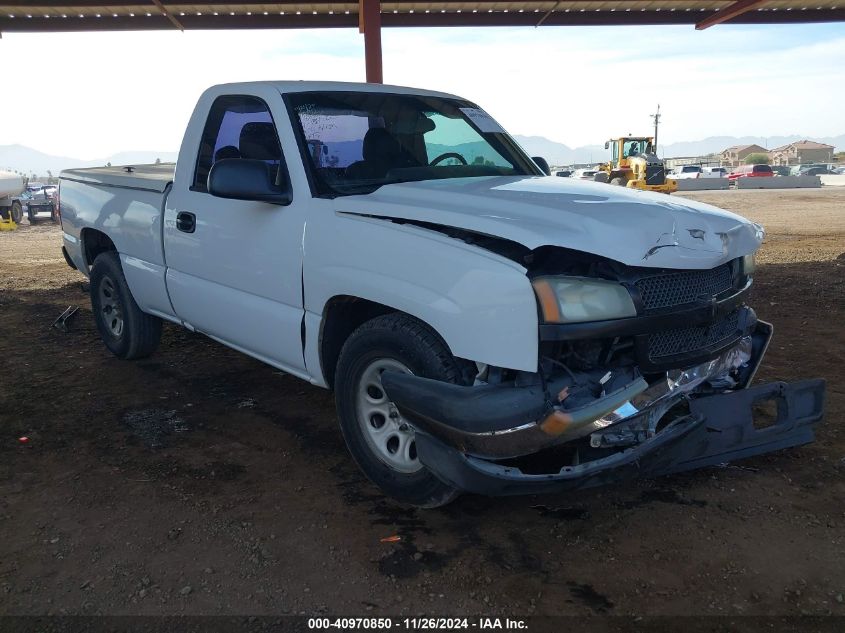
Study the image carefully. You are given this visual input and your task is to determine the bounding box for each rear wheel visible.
[334,313,469,507]
[610,177,627,186]
[10,201,23,223]
[90,252,162,359]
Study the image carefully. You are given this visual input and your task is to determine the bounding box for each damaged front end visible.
[381,252,826,496]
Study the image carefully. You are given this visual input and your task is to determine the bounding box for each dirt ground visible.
[1,188,843,619]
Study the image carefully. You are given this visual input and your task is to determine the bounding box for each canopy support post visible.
[359,0,383,83]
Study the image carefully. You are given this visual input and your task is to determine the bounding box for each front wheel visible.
[90,251,162,359]
[610,177,627,186]
[334,313,469,507]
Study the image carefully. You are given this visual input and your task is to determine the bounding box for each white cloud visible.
[0,24,842,158]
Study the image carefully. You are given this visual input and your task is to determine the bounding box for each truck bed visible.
[60,163,175,193]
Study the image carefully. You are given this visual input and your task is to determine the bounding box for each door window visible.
[193,95,284,192]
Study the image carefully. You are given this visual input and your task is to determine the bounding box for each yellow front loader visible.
[596,136,676,194]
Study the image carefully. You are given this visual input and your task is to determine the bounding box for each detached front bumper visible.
[381,326,826,495]
[407,379,824,496]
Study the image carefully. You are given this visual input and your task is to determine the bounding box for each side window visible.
[193,95,283,192]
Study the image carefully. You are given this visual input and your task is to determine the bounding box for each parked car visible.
[668,165,703,179]
[554,169,572,178]
[771,166,791,177]
[702,166,728,178]
[571,168,598,180]
[58,80,824,507]
[798,166,836,176]
[789,164,829,176]
[728,164,774,181]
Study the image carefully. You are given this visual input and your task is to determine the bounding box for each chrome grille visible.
[635,264,733,311]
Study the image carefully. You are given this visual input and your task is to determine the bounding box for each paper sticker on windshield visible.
[459,108,505,134]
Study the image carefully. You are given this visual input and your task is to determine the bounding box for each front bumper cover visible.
[411,379,825,496]
[380,319,825,496]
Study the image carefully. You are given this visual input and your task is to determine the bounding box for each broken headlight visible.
[742,252,756,276]
[532,276,636,323]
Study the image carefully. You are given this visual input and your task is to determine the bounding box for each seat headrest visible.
[362,128,400,162]
[239,122,281,161]
[214,145,241,161]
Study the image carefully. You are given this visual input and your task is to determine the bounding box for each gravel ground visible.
[1,188,843,618]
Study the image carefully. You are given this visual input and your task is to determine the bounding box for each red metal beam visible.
[359,0,382,83]
[3,7,845,32]
[696,0,767,30]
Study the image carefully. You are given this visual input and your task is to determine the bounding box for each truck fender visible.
[302,214,539,386]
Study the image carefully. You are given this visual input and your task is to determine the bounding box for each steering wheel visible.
[430,152,468,166]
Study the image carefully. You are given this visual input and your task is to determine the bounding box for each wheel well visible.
[319,296,395,389]
[81,229,116,269]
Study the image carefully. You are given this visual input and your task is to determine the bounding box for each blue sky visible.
[0,23,842,158]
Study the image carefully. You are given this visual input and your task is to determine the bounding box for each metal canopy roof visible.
[2,0,844,32]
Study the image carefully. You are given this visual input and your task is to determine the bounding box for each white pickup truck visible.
[58,81,824,507]
[668,165,703,180]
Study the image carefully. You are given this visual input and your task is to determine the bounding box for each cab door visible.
[163,90,308,376]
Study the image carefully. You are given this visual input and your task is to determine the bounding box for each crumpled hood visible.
[335,176,763,269]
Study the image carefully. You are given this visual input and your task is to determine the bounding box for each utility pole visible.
[650,105,661,151]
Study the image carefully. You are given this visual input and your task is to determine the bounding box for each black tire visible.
[334,313,470,507]
[11,201,23,224]
[610,177,627,186]
[90,251,162,359]
[26,205,36,224]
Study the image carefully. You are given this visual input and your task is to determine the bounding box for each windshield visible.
[622,139,652,157]
[286,91,541,196]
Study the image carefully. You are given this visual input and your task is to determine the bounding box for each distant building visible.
[665,154,721,170]
[720,144,767,167]
[769,140,835,166]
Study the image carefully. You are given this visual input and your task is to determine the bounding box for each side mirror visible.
[532,156,551,176]
[208,159,291,205]
[604,141,610,150]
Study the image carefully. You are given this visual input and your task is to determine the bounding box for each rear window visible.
[681,166,702,173]
[753,165,773,174]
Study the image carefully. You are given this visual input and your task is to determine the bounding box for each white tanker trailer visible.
[1,170,26,224]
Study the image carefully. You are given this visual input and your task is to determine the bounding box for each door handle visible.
[176,211,196,233]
